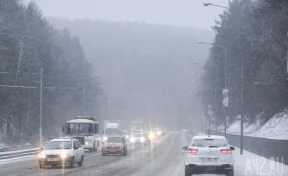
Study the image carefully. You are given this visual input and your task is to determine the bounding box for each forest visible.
[0,0,101,144]
[201,0,288,126]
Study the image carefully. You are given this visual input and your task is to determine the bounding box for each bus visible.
[62,116,100,151]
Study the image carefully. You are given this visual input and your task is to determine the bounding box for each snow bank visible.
[224,112,288,140]
[253,112,288,139]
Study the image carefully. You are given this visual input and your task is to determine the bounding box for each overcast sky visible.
[24,0,229,30]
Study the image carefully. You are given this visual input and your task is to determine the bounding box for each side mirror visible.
[230,146,235,151]
[74,146,78,150]
[182,146,188,150]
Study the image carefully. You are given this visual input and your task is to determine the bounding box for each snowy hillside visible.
[225,112,288,140]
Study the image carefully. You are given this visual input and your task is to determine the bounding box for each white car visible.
[37,138,84,169]
[130,133,145,144]
[183,135,235,176]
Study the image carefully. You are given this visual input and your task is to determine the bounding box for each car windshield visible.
[133,133,142,137]
[107,137,123,143]
[191,139,228,147]
[45,141,72,150]
[105,128,120,135]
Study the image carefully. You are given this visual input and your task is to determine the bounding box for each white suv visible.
[37,138,84,168]
[183,135,235,176]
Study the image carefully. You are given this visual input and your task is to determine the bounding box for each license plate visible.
[200,157,218,162]
[109,150,116,152]
[47,158,59,162]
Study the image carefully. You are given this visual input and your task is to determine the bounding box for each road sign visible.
[223,89,229,107]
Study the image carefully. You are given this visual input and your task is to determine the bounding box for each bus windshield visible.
[65,123,94,136]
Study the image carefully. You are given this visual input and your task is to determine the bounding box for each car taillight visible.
[221,149,232,154]
[187,148,198,154]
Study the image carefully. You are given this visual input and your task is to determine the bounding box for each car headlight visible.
[103,136,108,141]
[140,137,145,142]
[149,133,155,139]
[60,153,68,159]
[157,131,162,136]
[37,153,46,159]
[130,137,135,142]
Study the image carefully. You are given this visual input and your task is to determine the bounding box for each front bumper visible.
[102,147,123,153]
[38,156,73,166]
[186,164,233,174]
[130,138,145,144]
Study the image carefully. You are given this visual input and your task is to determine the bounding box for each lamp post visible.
[203,2,244,155]
[198,41,228,137]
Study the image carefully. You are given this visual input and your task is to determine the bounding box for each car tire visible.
[93,142,97,152]
[122,149,126,156]
[39,163,44,169]
[184,166,191,176]
[102,151,107,156]
[78,155,84,167]
[69,157,74,168]
[226,168,234,176]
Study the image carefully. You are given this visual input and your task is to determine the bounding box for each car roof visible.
[51,138,73,142]
[67,119,98,123]
[192,135,226,140]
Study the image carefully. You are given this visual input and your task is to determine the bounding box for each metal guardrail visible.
[0,146,39,160]
[0,145,37,152]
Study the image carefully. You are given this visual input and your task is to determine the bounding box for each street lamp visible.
[203,2,243,15]
[198,41,228,137]
[203,2,244,155]
[203,2,212,6]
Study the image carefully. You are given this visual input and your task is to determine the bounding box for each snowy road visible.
[0,133,287,176]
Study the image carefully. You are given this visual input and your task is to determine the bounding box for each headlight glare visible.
[37,153,46,159]
[60,153,68,159]
[130,137,135,142]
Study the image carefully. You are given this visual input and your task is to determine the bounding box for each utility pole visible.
[105,92,108,120]
[83,84,86,116]
[39,68,43,148]
[240,55,244,155]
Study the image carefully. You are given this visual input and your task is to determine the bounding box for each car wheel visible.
[69,157,74,168]
[101,150,107,156]
[93,142,97,152]
[78,155,84,167]
[122,149,126,156]
[226,169,234,176]
[184,166,191,176]
[39,163,44,169]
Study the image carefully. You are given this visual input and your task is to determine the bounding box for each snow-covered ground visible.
[223,112,288,140]
[233,146,288,176]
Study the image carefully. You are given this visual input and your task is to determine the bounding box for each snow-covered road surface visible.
[0,132,286,176]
